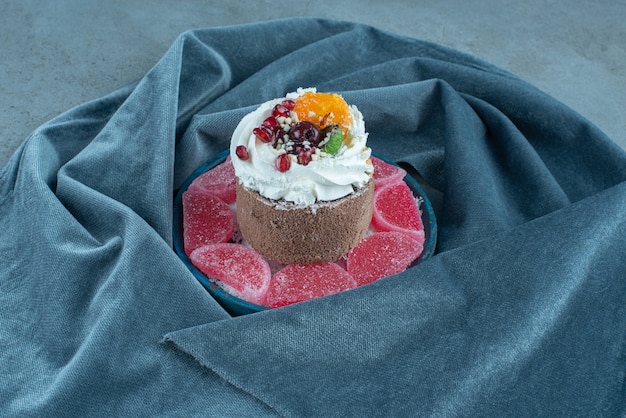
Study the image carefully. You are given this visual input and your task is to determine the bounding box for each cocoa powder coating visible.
[236,180,374,265]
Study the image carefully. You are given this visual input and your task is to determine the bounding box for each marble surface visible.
[1,0,625,167]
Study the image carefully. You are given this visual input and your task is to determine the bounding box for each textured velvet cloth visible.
[1,18,625,416]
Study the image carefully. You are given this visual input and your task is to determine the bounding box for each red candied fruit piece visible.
[266,263,357,308]
[371,156,406,189]
[187,157,237,204]
[182,189,234,256]
[347,231,423,286]
[372,181,425,242]
[190,243,271,306]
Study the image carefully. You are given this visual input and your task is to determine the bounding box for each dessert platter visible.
[173,89,437,315]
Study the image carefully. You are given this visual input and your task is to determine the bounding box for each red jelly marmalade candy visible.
[372,181,425,242]
[187,157,237,204]
[371,156,406,189]
[182,189,234,256]
[266,263,357,308]
[347,231,423,286]
[189,243,271,306]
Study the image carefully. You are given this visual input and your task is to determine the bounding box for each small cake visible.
[230,88,374,265]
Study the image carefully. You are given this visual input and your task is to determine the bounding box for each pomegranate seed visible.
[272,103,290,118]
[235,145,249,160]
[281,99,295,110]
[275,153,291,172]
[262,116,278,129]
[253,126,272,143]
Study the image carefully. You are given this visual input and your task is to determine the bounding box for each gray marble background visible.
[2,0,624,168]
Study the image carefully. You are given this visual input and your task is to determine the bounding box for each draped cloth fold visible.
[1,18,624,417]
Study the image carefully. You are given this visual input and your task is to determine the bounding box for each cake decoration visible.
[178,89,427,309]
[230,88,373,206]
[229,88,376,265]
[240,90,355,171]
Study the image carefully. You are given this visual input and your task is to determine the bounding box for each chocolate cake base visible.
[236,180,374,265]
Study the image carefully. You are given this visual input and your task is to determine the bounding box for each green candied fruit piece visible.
[322,126,343,155]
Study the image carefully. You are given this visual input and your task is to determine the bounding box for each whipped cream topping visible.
[230,89,373,206]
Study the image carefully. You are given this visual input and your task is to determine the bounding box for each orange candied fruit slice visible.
[293,92,353,136]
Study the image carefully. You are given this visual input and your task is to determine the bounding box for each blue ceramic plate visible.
[173,149,437,316]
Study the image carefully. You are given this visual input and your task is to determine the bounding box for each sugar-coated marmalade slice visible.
[347,231,423,286]
[371,156,407,189]
[190,243,271,306]
[182,189,234,256]
[372,181,425,242]
[266,263,357,308]
[187,157,237,204]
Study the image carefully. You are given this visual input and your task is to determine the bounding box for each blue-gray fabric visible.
[1,18,625,417]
